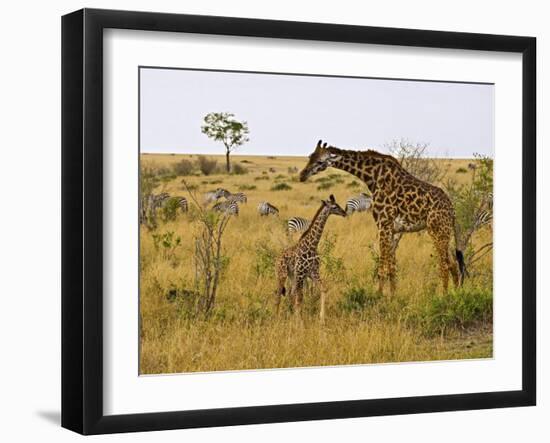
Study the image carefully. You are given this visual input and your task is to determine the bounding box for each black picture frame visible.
[62,8,536,435]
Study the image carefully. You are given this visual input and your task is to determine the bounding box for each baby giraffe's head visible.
[323,194,347,217]
[299,140,341,182]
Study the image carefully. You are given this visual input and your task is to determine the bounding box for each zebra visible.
[212,200,239,216]
[140,192,170,225]
[172,196,188,213]
[475,209,493,229]
[345,193,372,214]
[204,188,229,204]
[287,217,310,234]
[225,192,247,204]
[257,201,279,216]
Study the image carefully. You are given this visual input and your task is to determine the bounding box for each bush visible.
[254,175,270,181]
[159,174,176,183]
[240,159,253,164]
[196,156,218,176]
[314,176,331,183]
[267,156,277,160]
[238,184,257,191]
[317,182,334,191]
[411,287,493,336]
[320,234,345,278]
[338,287,381,314]
[231,163,249,175]
[172,159,195,176]
[271,182,292,191]
[152,231,182,262]
[160,197,181,222]
[253,241,277,277]
[274,174,287,180]
[456,167,468,174]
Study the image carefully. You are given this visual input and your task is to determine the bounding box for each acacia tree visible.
[201,112,250,172]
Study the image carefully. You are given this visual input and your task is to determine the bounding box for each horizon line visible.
[140,151,490,160]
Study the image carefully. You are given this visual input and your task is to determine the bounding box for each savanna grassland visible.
[139,153,493,374]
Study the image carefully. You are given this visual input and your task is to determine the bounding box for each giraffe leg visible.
[312,266,326,324]
[428,229,451,292]
[448,251,460,287]
[292,279,304,316]
[378,226,396,296]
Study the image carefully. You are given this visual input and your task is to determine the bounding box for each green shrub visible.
[159,173,177,183]
[412,287,493,336]
[271,182,292,191]
[152,230,182,262]
[253,241,277,277]
[456,167,468,174]
[320,234,345,278]
[314,176,331,183]
[338,287,381,314]
[238,184,257,191]
[274,174,287,180]
[254,175,270,181]
[267,156,277,160]
[231,163,249,175]
[240,159,253,164]
[196,155,218,176]
[172,159,195,176]
[317,182,334,191]
[160,197,181,222]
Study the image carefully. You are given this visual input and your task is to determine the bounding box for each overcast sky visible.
[140,68,494,158]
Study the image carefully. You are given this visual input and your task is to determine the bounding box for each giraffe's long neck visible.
[328,147,385,193]
[300,206,330,250]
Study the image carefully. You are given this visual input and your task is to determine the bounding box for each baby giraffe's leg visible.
[312,265,326,324]
[292,278,304,316]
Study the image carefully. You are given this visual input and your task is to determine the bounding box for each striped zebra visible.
[204,188,230,204]
[225,192,247,204]
[345,193,372,214]
[140,192,170,225]
[172,196,188,213]
[212,200,239,216]
[287,217,310,234]
[257,201,279,216]
[475,209,493,229]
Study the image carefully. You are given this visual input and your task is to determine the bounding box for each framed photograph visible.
[62,8,536,435]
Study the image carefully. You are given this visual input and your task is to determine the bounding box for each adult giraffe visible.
[299,140,465,295]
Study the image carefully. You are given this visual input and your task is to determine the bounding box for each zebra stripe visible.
[475,210,493,228]
[287,217,310,234]
[204,188,229,204]
[212,200,239,216]
[257,201,279,216]
[346,193,372,214]
[226,192,247,204]
[172,196,188,212]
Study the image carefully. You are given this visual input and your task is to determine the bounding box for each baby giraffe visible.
[275,194,347,322]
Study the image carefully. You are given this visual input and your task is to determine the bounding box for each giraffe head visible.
[299,140,341,182]
[323,194,347,217]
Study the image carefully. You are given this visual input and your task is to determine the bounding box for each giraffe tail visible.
[453,222,468,285]
[455,249,467,285]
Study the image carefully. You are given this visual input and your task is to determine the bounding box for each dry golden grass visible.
[139,153,492,374]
